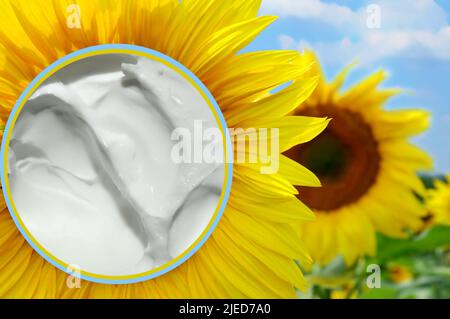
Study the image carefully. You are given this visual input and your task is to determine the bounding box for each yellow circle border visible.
[0,45,233,284]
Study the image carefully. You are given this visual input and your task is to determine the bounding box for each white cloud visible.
[261,0,359,28]
[369,0,448,32]
[281,27,450,65]
[265,0,450,65]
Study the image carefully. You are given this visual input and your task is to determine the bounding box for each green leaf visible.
[359,287,399,299]
[420,174,446,189]
[373,225,450,263]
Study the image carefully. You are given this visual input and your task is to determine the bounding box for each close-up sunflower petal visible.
[0,0,327,299]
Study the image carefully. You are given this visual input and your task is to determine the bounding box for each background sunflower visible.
[427,176,450,226]
[261,0,450,299]
[0,0,329,298]
[285,52,433,266]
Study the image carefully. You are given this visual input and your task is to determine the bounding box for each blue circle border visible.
[0,44,233,285]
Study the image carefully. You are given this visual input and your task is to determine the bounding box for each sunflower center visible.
[285,106,381,211]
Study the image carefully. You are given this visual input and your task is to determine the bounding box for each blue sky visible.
[246,0,450,173]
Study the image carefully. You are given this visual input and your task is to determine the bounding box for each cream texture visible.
[8,54,225,276]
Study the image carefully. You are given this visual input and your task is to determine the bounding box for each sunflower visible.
[0,0,329,298]
[427,176,450,225]
[388,264,413,284]
[284,52,432,266]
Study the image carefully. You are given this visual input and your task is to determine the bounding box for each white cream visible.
[7,54,225,276]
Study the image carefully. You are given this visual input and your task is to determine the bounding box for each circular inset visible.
[0,45,232,284]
